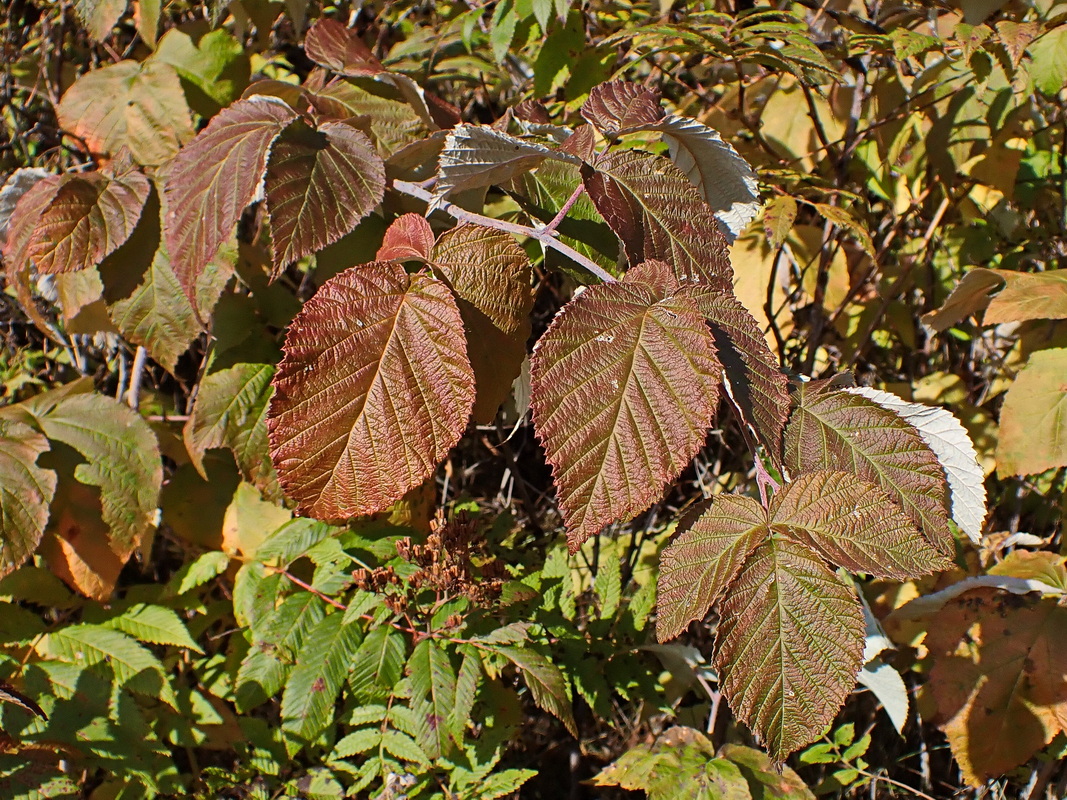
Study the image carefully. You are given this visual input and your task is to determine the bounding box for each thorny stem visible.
[391,179,616,284]
[540,183,586,235]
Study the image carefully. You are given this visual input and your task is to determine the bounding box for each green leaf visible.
[491,644,577,736]
[184,363,277,498]
[490,0,518,64]
[720,743,815,799]
[73,0,127,40]
[0,419,56,578]
[451,646,482,737]
[594,551,621,620]
[477,769,538,799]
[154,28,250,115]
[236,592,325,712]
[583,149,733,288]
[281,613,362,753]
[408,638,458,759]
[26,392,162,558]
[332,728,381,759]
[530,260,721,550]
[1029,25,1067,95]
[104,603,202,652]
[108,245,202,373]
[37,624,177,708]
[381,730,431,767]
[592,727,750,800]
[166,550,229,595]
[56,59,194,166]
[268,263,474,519]
[714,539,864,760]
[349,626,407,702]
[784,381,952,551]
[996,348,1067,477]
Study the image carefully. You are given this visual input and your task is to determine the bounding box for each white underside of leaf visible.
[658,114,760,242]
[857,659,909,734]
[847,386,986,543]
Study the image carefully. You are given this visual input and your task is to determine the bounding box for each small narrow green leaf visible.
[281,614,363,753]
[408,638,458,759]
[104,603,202,652]
[349,625,407,702]
[594,552,621,620]
[492,645,577,736]
[332,728,382,759]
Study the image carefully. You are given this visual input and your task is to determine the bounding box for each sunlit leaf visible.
[655,114,760,241]
[377,213,434,262]
[21,160,149,276]
[431,224,533,423]
[103,603,202,652]
[657,495,765,641]
[531,260,721,549]
[264,120,385,275]
[785,382,952,551]
[433,125,578,200]
[408,638,458,759]
[583,149,733,288]
[268,262,474,519]
[925,268,1067,332]
[72,0,127,40]
[304,18,384,76]
[1029,25,1067,96]
[764,195,797,249]
[56,59,194,166]
[161,96,297,302]
[847,387,987,543]
[996,348,1067,477]
[580,81,664,136]
[591,726,750,800]
[0,419,56,578]
[921,268,1005,332]
[281,613,362,753]
[154,28,251,115]
[715,538,864,759]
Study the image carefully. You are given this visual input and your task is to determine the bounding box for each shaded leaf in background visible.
[107,246,201,373]
[185,363,279,500]
[719,743,816,799]
[490,644,577,737]
[926,588,1067,785]
[996,347,1067,477]
[72,0,127,40]
[264,120,385,275]
[1028,25,1067,96]
[268,262,474,519]
[531,260,721,550]
[583,149,733,288]
[0,420,56,577]
[784,382,952,551]
[431,224,533,423]
[846,386,986,542]
[154,28,251,116]
[591,726,750,800]
[162,96,297,302]
[56,59,194,166]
